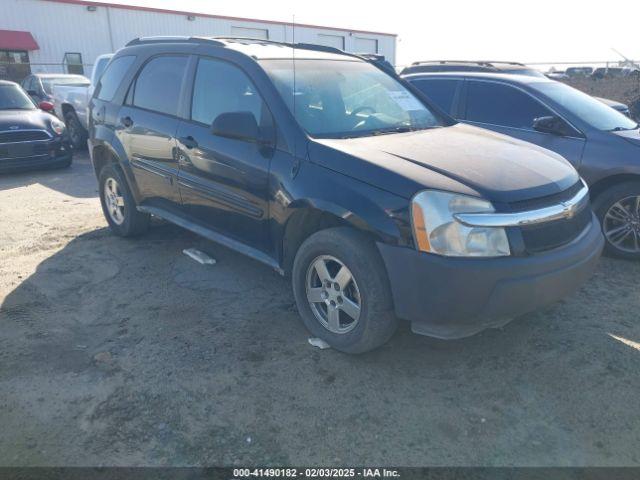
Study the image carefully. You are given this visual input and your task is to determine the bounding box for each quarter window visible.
[132,56,188,116]
[96,55,135,102]
[191,57,267,129]
[465,81,552,129]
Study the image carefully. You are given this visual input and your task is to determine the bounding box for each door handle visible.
[179,135,198,149]
[121,116,133,128]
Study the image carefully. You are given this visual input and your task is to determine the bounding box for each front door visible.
[462,79,586,168]
[118,55,189,209]
[176,56,275,252]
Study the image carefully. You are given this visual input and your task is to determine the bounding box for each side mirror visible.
[211,111,259,143]
[38,100,54,112]
[532,115,570,136]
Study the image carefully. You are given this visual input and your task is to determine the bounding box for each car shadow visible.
[1,223,640,466]
[0,152,97,199]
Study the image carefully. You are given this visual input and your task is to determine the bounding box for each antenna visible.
[292,14,296,122]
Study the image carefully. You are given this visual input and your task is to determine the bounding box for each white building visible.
[0,0,396,80]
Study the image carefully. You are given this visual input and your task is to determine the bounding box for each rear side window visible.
[190,57,267,127]
[465,81,551,129]
[410,79,460,114]
[131,55,188,116]
[96,55,135,101]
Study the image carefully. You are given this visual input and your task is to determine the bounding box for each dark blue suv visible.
[404,71,640,259]
[88,38,603,352]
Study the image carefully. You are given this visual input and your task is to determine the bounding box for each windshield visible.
[0,84,36,110]
[534,82,638,131]
[42,76,90,94]
[261,59,442,138]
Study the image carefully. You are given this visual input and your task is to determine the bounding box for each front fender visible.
[284,161,412,246]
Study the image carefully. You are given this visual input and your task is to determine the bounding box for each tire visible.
[64,110,87,150]
[98,163,150,237]
[592,181,640,260]
[292,227,397,353]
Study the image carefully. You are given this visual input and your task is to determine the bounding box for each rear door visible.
[175,55,275,252]
[461,79,585,167]
[117,55,189,209]
[407,77,463,116]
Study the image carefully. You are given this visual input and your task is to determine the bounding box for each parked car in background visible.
[404,71,640,259]
[20,73,89,110]
[402,61,631,115]
[592,67,625,79]
[565,66,593,77]
[53,53,113,149]
[0,80,72,173]
[88,37,603,352]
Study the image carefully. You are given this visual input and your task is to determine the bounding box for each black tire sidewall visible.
[64,111,87,150]
[593,181,640,259]
[292,227,397,353]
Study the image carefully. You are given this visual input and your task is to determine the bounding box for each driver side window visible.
[191,57,269,129]
[465,81,552,130]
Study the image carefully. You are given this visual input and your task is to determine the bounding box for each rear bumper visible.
[377,213,604,339]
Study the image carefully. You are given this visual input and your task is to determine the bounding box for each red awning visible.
[0,30,39,51]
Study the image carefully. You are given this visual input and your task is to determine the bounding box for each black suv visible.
[88,37,603,353]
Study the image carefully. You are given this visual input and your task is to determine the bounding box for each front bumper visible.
[377,213,604,339]
[0,138,72,173]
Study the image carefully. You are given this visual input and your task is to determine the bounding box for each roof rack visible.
[125,36,225,47]
[411,60,526,67]
[123,36,395,72]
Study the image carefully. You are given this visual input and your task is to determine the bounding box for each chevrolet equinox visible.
[88,37,604,353]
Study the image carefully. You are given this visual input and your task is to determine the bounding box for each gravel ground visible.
[1,153,639,467]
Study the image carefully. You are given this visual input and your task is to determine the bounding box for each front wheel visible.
[98,164,149,237]
[292,227,397,353]
[593,181,640,259]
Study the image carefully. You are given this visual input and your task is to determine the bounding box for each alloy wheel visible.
[104,177,125,225]
[603,195,640,253]
[305,255,362,334]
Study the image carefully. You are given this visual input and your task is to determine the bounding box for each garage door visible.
[231,27,269,40]
[317,34,345,50]
[355,37,378,54]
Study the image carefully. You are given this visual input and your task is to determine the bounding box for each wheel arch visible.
[280,196,404,276]
[589,173,640,200]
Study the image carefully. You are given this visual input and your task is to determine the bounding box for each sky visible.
[87,0,640,68]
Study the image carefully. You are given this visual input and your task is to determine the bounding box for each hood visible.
[0,109,54,132]
[308,123,579,203]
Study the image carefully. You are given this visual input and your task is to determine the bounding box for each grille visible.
[0,130,50,143]
[0,143,49,159]
[520,204,591,253]
[507,181,584,212]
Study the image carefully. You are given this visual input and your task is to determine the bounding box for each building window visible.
[0,50,30,81]
[230,26,269,40]
[64,52,84,75]
[355,37,378,54]
[317,34,345,50]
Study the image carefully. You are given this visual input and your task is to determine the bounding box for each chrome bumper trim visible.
[455,181,590,228]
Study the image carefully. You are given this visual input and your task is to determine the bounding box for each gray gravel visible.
[1,153,639,467]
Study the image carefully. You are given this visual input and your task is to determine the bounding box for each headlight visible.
[411,190,510,257]
[50,118,65,135]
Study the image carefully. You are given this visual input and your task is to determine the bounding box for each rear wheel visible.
[593,181,640,259]
[98,164,149,237]
[64,110,87,150]
[292,227,397,353]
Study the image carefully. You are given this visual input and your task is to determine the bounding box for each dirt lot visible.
[1,153,639,467]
